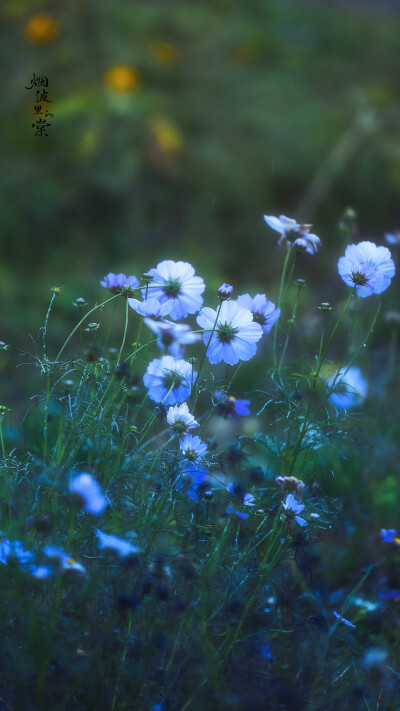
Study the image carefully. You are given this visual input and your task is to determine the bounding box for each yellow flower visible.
[151,118,183,155]
[151,43,179,64]
[104,65,140,93]
[24,14,60,44]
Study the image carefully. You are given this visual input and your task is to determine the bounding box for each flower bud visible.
[218,283,233,300]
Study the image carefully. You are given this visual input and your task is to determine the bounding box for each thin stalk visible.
[189,303,222,409]
[273,248,293,367]
[117,296,130,363]
[55,293,121,362]
[277,281,303,376]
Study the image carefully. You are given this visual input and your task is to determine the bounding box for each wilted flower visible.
[128,298,174,319]
[337,241,395,296]
[327,367,368,410]
[236,293,280,334]
[282,494,307,527]
[143,356,195,405]
[69,473,108,514]
[95,529,139,557]
[197,300,263,366]
[275,476,305,499]
[101,273,140,294]
[264,215,321,254]
[179,434,208,462]
[167,403,199,435]
[144,260,205,320]
[215,391,251,417]
[144,319,201,358]
[333,611,356,628]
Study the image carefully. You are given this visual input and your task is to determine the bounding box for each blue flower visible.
[236,293,280,334]
[144,319,201,358]
[179,434,208,462]
[0,538,34,566]
[175,464,208,501]
[385,231,400,246]
[143,356,195,405]
[69,473,108,514]
[215,391,251,417]
[264,215,321,254]
[327,367,368,410]
[338,241,395,296]
[128,297,174,318]
[197,300,263,366]
[143,260,205,320]
[29,565,52,579]
[227,483,255,507]
[333,611,356,628]
[282,493,307,527]
[226,506,249,520]
[218,283,233,298]
[100,272,139,294]
[95,529,140,557]
[380,528,397,543]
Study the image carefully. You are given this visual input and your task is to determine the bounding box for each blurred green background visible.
[1,0,400,392]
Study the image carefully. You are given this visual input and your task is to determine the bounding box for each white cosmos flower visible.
[337,241,395,296]
[236,293,280,334]
[144,260,205,320]
[128,297,174,319]
[167,403,199,435]
[196,300,263,365]
[179,434,208,462]
[144,318,201,358]
[143,355,195,405]
[327,366,368,410]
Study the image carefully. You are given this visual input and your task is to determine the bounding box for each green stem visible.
[110,612,133,711]
[277,282,303,376]
[273,248,293,368]
[117,296,130,363]
[55,293,121,362]
[287,289,355,475]
[189,303,222,409]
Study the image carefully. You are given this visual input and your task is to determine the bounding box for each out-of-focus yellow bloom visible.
[104,66,140,93]
[151,43,179,64]
[151,118,183,155]
[24,14,60,44]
